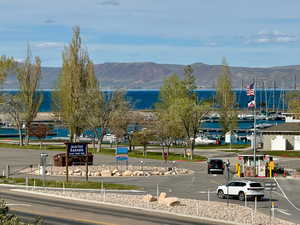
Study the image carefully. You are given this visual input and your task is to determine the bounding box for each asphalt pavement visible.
[0,147,299,224]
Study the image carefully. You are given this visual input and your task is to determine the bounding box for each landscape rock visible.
[158,192,167,203]
[101,170,112,177]
[112,169,119,175]
[143,194,157,202]
[163,197,180,206]
[122,170,133,176]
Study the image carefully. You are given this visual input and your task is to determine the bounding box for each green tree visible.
[286,90,300,118]
[156,66,211,159]
[157,74,188,109]
[2,94,25,146]
[0,56,15,84]
[154,108,184,157]
[215,58,237,134]
[85,90,128,151]
[16,46,43,145]
[133,128,155,156]
[57,26,97,142]
[108,91,131,145]
[0,199,42,224]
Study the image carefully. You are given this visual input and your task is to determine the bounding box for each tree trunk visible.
[191,139,195,160]
[18,128,23,146]
[143,144,146,156]
[25,128,29,145]
[97,138,102,152]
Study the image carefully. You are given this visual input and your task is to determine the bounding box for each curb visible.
[0,184,145,193]
[12,189,248,225]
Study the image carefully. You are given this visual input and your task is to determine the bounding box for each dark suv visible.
[207,159,224,174]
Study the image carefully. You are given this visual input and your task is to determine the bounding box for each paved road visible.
[1,189,220,225]
[0,147,300,224]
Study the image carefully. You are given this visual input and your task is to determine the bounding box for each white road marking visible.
[274,177,300,211]
[276,208,291,216]
[7,204,32,207]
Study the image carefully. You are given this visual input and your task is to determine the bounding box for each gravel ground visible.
[22,188,298,225]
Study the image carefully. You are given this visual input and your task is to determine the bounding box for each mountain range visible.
[3,62,300,89]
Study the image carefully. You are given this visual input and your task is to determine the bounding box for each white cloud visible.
[249,30,298,44]
[98,0,119,6]
[34,42,65,48]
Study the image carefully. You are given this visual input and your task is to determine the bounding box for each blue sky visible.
[1,0,300,67]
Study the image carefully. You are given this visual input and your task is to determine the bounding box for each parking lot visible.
[0,147,299,224]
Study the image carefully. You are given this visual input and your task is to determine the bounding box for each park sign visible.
[115,147,128,161]
[67,143,87,156]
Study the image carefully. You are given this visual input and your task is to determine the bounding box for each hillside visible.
[3,62,300,89]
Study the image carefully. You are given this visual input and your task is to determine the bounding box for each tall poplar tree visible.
[216,58,237,134]
[57,26,97,142]
[16,46,43,145]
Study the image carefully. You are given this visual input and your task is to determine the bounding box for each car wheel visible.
[238,192,245,201]
[218,190,225,199]
[208,170,210,174]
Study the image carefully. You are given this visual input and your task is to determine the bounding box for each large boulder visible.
[164,197,180,206]
[158,192,167,203]
[101,170,112,177]
[112,168,119,175]
[143,194,157,202]
[133,171,144,176]
[122,170,133,176]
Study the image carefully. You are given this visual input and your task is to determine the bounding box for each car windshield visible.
[210,160,223,166]
[250,183,262,187]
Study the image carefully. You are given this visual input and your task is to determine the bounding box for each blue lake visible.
[0,89,290,112]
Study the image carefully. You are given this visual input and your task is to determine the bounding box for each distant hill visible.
[3,62,300,89]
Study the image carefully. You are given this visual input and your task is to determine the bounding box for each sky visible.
[1,0,300,67]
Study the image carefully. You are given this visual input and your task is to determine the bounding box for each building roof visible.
[262,122,300,133]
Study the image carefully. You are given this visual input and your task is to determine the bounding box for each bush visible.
[0,199,42,225]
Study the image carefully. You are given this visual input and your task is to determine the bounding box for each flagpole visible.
[253,77,257,176]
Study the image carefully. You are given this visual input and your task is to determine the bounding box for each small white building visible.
[261,123,300,151]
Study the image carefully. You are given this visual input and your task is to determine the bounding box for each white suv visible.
[216,180,264,201]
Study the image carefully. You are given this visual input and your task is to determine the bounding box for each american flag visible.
[248,100,256,108]
[246,83,255,96]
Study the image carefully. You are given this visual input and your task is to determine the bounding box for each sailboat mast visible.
[253,77,257,175]
[273,80,276,112]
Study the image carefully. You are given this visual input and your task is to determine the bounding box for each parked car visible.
[194,136,216,145]
[216,180,264,201]
[207,159,224,174]
[102,134,117,143]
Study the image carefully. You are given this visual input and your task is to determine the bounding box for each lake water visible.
[0,89,288,144]
[0,89,289,111]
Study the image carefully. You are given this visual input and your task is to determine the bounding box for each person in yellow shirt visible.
[269,160,275,177]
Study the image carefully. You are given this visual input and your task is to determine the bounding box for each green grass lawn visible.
[194,144,250,149]
[0,142,65,151]
[0,142,206,161]
[91,147,206,161]
[0,177,139,190]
